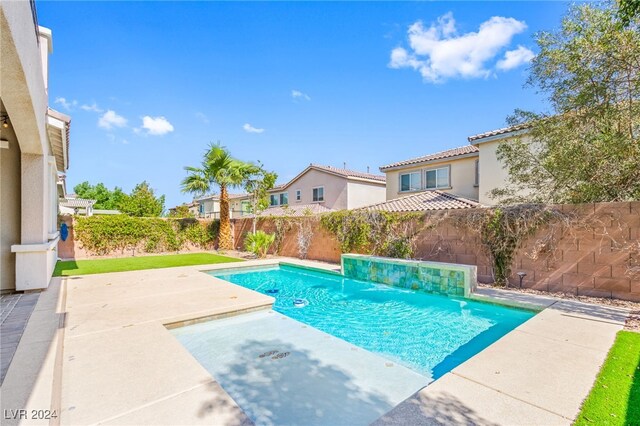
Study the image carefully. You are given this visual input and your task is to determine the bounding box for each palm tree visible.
[181,143,253,250]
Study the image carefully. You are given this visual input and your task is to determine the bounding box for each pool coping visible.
[2,256,631,426]
[199,259,630,424]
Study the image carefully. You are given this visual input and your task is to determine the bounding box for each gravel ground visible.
[478,284,640,332]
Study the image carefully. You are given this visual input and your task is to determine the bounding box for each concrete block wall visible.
[232,201,640,302]
[58,202,638,301]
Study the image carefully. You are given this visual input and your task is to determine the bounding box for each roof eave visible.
[46,108,71,171]
[345,176,386,185]
[380,151,480,172]
[468,128,530,145]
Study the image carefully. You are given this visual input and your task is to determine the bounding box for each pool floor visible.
[171,310,430,426]
[209,265,535,377]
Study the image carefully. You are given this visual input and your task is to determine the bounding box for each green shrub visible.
[244,230,275,258]
[73,215,219,255]
[320,210,428,258]
[380,237,414,259]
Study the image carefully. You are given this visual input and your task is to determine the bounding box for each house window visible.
[425,167,450,189]
[400,172,421,192]
[295,189,301,202]
[198,203,204,214]
[475,160,479,186]
[240,201,251,215]
[312,186,324,202]
[270,192,288,206]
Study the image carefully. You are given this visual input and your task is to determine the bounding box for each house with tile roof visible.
[379,145,481,204]
[376,123,529,212]
[194,193,250,219]
[240,164,386,217]
[191,164,386,219]
[374,122,533,210]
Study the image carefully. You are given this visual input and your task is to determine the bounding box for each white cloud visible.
[389,12,529,83]
[243,123,264,134]
[141,116,174,136]
[496,45,535,70]
[54,97,77,111]
[195,112,210,124]
[80,102,103,113]
[291,90,311,101]
[98,110,127,129]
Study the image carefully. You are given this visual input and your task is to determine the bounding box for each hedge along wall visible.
[58,215,220,259]
[232,201,640,302]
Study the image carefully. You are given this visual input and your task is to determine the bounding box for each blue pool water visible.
[210,264,534,378]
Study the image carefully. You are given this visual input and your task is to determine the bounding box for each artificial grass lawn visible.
[53,253,243,276]
[574,330,640,426]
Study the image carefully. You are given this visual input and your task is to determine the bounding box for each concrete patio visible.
[0,258,630,425]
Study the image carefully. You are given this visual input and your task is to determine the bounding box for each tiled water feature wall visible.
[341,254,477,297]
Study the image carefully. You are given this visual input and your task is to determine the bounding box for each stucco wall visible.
[475,136,533,206]
[0,124,22,293]
[0,1,49,157]
[384,156,479,202]
[271,168,349,210]
[346,181,386,209]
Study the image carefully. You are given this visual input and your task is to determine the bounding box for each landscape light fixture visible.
[516,272,527,288]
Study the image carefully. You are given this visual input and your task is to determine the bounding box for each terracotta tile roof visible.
[309,164,386,182]
[379,145,479,171]
[467,122,531,142]
[196,193,247,201]
[247,203,334,217]
[363,190,480,212]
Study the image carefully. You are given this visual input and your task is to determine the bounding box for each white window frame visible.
[295,189,301,202]
[270,192,289,206]
[424,166,451,190]
[399,172,421,192]
[312,186,324,202]
[240,200,251,215]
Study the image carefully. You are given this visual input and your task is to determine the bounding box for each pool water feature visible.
[208,264,534,378]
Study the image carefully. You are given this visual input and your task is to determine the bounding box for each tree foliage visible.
[243,162,278,232]
[73,181,165,216]
[73,181,125,210]
[493,2,640,204]
[618,0,640,26]
[168,204,195,218]
[118,181,166,217]
[181,142,258,250]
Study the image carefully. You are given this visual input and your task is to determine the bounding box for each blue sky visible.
[38,1,568,208]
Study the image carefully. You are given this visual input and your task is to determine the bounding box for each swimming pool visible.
[209,264,534,378]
